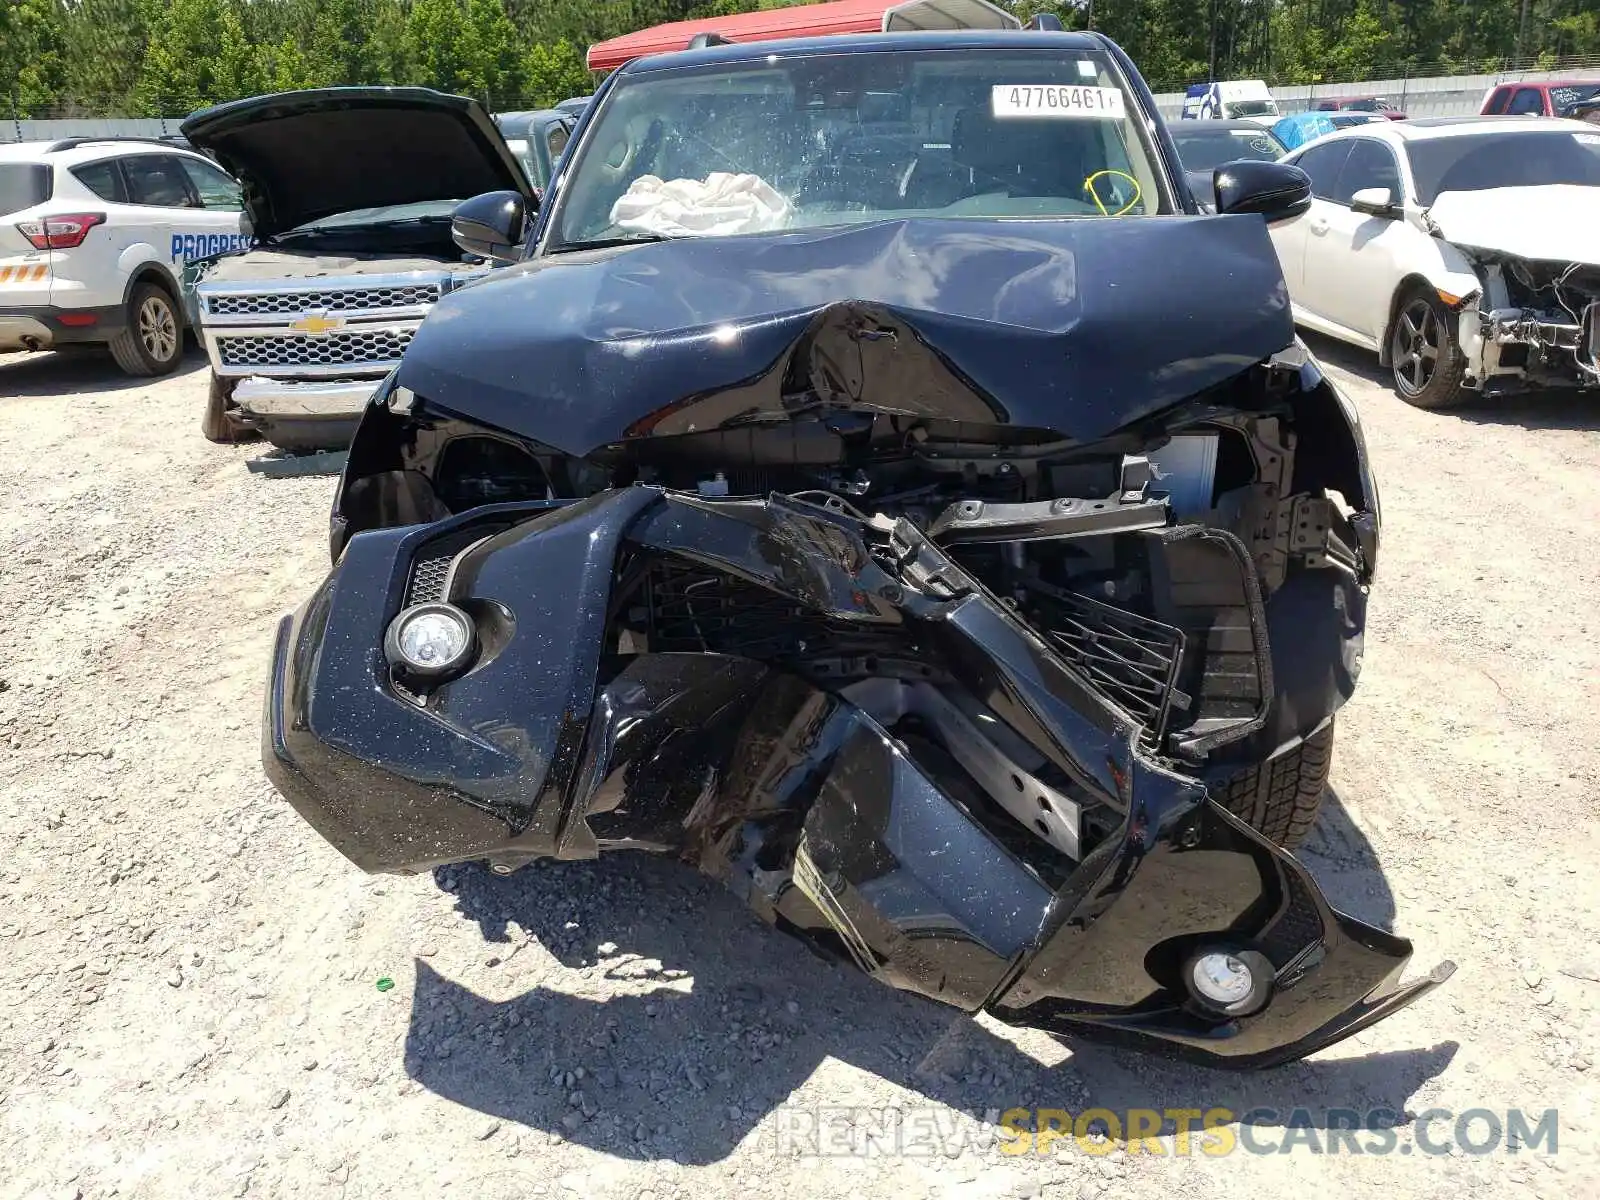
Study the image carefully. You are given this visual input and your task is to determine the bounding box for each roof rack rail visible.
[686,32,735,50]
[1026,14,1064,30]
[42,135,184,154]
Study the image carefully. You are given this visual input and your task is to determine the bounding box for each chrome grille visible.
[207,284,441,316]
[216,328,414,369]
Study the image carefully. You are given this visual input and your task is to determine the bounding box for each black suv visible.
[264,30,1449,1068]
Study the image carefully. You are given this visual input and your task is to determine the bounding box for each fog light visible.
[384,603,475,682]
[1184,948,1272,1017]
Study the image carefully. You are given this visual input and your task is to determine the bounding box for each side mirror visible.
[1213,159,1313,222]
[1350,186,1397,217]
[452,190,530,263]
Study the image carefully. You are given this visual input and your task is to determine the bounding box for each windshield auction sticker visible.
[992,84,1126,119]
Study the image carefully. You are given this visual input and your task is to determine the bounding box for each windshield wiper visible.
[556,234,671,252]
[359,216,449,228]
[291,215,449,235]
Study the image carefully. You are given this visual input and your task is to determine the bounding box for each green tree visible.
[368,0,415,85]
[265,33,315,92]
[1327,0,1398,79]
[1,0,69,117]
[12,0,1600,120]
[520,38,591,107]
[404,0,483,95]
[469,0,524,101]
[305,0,387,86]
[212,6,270,101]
[56,0,149,115]
[134,0,224,114]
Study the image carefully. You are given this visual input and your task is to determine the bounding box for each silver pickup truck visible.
[181,88,544,450]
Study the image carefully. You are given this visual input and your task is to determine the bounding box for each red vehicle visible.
[1314,96,1406,119]
[587,0,1020,70]
[1480,79,1600,117]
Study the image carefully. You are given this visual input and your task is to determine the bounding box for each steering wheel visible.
[1082,170,1142,216]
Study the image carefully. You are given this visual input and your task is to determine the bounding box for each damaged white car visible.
[1270,116,1600,408]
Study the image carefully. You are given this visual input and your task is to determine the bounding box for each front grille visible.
[406,550,456,607]
[216,327,414,369]
[207,284,441,316]
[404,526,509,606]
[1033,590,1185,739]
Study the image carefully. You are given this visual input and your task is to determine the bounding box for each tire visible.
[1388,285,1468,409]
[1214,720,1335,849]
[108,281,185,376]
[199,373,255,443]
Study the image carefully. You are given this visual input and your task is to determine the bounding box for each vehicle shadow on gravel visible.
[403,825,1452,1165]
[0,347,207,398]
[1296,786,1397,930]
[1298,333,1600,432]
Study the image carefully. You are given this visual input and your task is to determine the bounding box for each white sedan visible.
[1268,116,1600,408]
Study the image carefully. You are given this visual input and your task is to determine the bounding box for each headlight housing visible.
[383,603,476,683]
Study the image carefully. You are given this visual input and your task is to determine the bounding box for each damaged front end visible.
[264,213,1448,1066]
[268,441,1446,1068]
[1454,251,1600,393]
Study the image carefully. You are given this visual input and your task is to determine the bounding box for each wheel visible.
[1388,286,1467,409]
[1213,720,1335,848]
[200,373,256,443]
[108,281,184,376]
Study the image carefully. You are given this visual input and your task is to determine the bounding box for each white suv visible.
[0,138,248,375]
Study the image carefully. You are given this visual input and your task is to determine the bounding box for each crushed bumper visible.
[231,376,376,450]
[263,488,1450,1068]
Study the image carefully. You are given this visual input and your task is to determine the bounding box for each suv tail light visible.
[16,212,105,250]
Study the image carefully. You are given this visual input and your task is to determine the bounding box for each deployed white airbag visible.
[610,173,792,238]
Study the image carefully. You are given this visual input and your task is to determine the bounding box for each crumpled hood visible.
[399,216,1294,457]
[182,87,532,240]
[1429,186,1600,263]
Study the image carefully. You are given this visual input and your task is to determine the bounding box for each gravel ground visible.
[2,341,1598,1200]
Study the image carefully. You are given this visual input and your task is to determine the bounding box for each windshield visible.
[0,163,50,218]
[550,47,1169,249]
[291,200,459,232]
[1224,99,1279,118]
[1170,127,1286,170]
[1409,130,1600,205]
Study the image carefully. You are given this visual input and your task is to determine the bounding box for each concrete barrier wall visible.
[1156,67,1600,120]
[2,117,179,144]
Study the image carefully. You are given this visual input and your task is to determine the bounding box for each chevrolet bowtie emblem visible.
[289,312,344,335]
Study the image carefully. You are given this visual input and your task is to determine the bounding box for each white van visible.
[1181,80,1281,126]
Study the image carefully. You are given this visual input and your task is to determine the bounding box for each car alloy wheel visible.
[1392,297,1441,397]
[138,293,179,363]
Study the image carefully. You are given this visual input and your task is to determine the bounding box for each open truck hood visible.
[181,87,532,241]
[399,214,1295,458]
[1428,185,1600,263]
